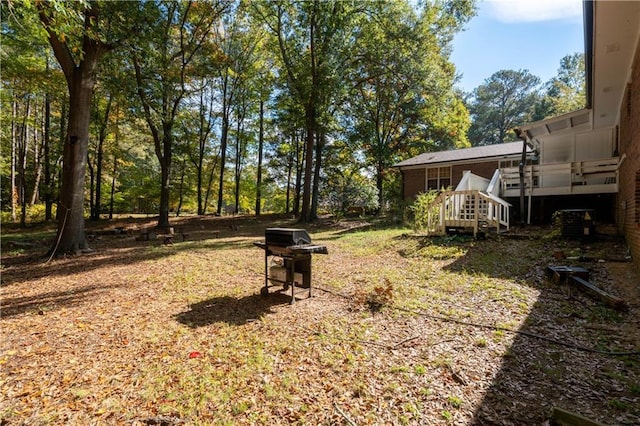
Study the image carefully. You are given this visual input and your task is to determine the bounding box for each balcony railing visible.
[500,157,621,197]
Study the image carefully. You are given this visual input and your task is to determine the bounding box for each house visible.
[395,141,534,199]
[395,1,639,269]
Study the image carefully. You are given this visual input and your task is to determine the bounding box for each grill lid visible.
[265,228,312,246]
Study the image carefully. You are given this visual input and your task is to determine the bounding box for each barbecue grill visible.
[254,228,328,304]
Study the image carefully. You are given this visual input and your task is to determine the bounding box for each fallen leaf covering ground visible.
[1,214,639,425]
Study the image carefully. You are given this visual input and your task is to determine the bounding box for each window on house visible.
[499,158,539,169]
[426,166,451,190]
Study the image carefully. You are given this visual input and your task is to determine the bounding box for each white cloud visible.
[485,0,583,23]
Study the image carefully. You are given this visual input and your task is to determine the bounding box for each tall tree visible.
[4,1,143,254]
[539,52,586,118]
[130,1,227,228]
[213,4,261,215]
[184,80,219,215]
[88,91,112,220]
[346,0,474,209]
[36,2,114,255]
[253,0,356,222]
[467,69,541,146]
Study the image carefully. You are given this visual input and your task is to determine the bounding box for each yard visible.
[1,214,639,425]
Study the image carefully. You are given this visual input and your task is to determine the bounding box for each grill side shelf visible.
[288,244,328,254]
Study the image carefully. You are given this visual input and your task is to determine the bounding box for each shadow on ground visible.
[0,283,123,318]
[0,214,298,287]
[174,291,293,327]
[432,230,640,423]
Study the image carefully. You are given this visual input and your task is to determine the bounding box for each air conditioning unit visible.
[559,209,595,238]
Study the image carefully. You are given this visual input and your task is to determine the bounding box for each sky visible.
[450,0,585,93]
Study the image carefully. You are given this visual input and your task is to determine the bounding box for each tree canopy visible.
[2,0,586,248]
[466,53,586,146]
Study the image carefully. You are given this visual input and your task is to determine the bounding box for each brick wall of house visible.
[402,168,426,200]
[402,160,502,200]
[617,33,640,272]
[451,161,500,187]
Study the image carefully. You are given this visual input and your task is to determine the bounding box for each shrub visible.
[409,191,440,231]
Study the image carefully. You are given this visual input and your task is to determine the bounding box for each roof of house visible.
[393,141,530,168]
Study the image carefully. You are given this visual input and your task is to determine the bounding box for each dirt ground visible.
[1,214,639,425]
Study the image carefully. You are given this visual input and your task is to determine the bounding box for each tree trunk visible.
[176,158,186,217]
[300,107,315,223]
[196,89,206,215]
[203,150,219,215]
[255,100,264,216]
[53,72,95,255]
[51,100,67,221]
[109,153,117,220]
[109,107,120,220]
[310,131,323,221]
[11,97,17,223]
[157,130,172,228]
[44,92,53,221]
[92,94,111,220]
[39,3,108,256]
[376,162,384,214]
[234,102,247,215]
[19,97,29,226]
[293,131,303,217]
[30,97,43,207]
[88,154,95,219]
[216,83,230,216]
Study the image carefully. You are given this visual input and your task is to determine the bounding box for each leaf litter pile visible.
[1,215,639,425]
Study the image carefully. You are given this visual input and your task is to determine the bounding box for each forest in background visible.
[1,1,583,238]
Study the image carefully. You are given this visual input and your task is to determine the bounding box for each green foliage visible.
[538,52,586,118]
[409,191,441,231]
[467,69,542,146]
[344,0,475,207]
[2,0,478,225]
[320,169,379,218]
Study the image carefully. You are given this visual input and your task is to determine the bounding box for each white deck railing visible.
[500,157,621,197]
[424,190,510,236]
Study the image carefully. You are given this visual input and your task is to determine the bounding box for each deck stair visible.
[422,170,510,237]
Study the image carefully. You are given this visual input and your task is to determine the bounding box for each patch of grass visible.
[475,337,488,347]
[414,364,427,375]
[447,395,463,409]
[587,306,623,323]
[493,329,505,342]
[332,228,407,256]
[432,356,451,369]
[419,387,432,397]
[608,399,630,410]
[390,365,410,374]
[231,400,252,415]
[441,410,453,421]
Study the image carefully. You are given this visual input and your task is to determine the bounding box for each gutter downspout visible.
[583,0,594,110]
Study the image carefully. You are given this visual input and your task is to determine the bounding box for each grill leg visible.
[289,258,295,304]
[261,251,269,296]
[308,261,312,299]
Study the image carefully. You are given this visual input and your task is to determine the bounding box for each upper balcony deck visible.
[500,157,621,198]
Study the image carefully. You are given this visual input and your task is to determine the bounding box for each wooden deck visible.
[423,190,510,237]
